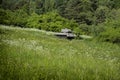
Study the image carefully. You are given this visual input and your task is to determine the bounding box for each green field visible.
[0,25,120,80]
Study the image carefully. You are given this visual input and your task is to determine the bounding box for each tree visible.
[61,0,93,25]
[44,0,55,12]
[113,0,120,9]
[0,0,2,5]
[90,0,98,11]
[94,6,109,24]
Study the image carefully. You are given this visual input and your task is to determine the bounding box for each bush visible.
[39,12,79,32]
[99,20,120,43]
[0,9,28,27]
[0,9,9,24]
[8,9,28,27]
[79,24,91,35]
[0,9,79,32]
[26,13,40,28]
[26,11,79,32]
[90,24,105,36]
[99,27,120,43]
[74,27,84,39]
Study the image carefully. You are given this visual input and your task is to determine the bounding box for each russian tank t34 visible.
[54,28,76,40]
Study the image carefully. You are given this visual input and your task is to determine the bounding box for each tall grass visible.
[0,25,120,80]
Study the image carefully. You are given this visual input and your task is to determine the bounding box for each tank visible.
[54,28,76,40]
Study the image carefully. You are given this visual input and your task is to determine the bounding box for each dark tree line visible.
[1,0,120,25]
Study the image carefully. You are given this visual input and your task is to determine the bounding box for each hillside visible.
[1,0,120,44]
[0,25,120,80]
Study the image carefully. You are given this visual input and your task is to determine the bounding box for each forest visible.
[0,0,120,43]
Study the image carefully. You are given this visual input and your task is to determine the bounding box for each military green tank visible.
[54,28,76,40]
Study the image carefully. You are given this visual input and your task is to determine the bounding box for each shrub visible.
[79,24,91,35]
[0,9,79,32]
[26,13,40,28]
[90,24,105,36]
[0,9,9,24]
[12,9,28,27]
[99,20,120,43]
[39,11,78,32]
[74,27,84,39]
[99,27,120,43]
[26,11,79,32]
[2,9,28,27]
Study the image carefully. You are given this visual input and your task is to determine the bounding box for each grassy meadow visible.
[0,25,120,80]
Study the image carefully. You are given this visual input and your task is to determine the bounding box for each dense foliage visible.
[26,11,78,32]
[0,0,120,43]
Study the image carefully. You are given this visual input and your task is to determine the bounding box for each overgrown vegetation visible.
[0,0,120,79]
[26,11,78,32]
[0,9,78,32]
[0,0,120,43]
[0,25,120,80]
